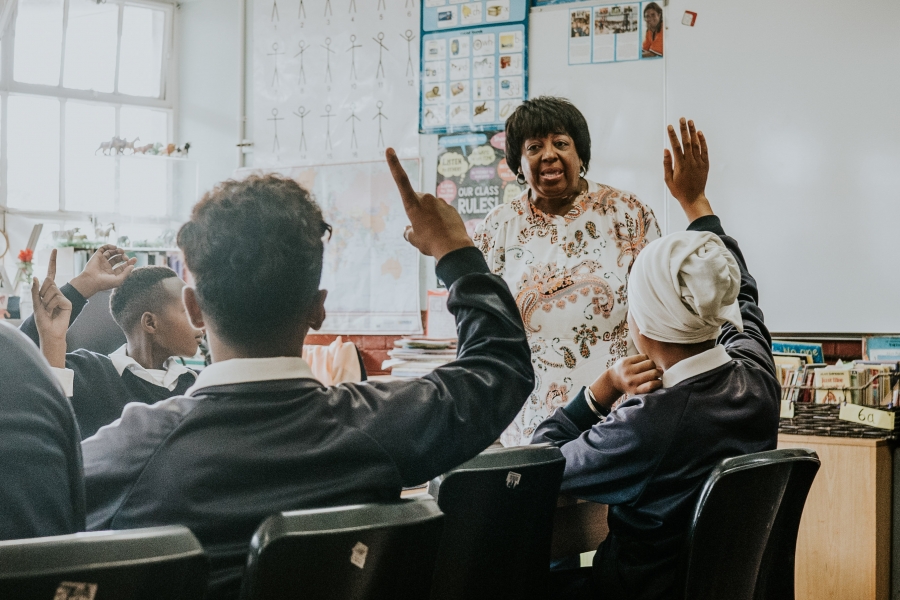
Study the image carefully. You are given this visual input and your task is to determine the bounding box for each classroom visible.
[0,0,897,598]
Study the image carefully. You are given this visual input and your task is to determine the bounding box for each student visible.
[37,150,535,598]
[0,320,84,540]
[534,119,780,600]
[23,250,203,439]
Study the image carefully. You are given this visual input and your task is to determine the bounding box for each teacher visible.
[475,96,661,446]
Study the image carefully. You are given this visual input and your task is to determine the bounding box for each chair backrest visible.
[426,444,566,600]
[682,448,820,600]
[0,525,208,600]
[240,498,444,600]
[66,289,125,354]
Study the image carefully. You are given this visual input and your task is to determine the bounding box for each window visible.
[0,0,181,223]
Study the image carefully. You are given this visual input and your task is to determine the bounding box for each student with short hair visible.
[534,120,780,600]
[22,249,203,439]
[45,150,534,598]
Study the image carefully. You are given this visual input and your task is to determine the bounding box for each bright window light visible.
[63,0,119,93]
[118,6,165,97]
[13,0,65,85]
[7,96,61,211]
[65,102,116,213]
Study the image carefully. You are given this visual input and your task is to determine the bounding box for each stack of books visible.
[382,337,458,378]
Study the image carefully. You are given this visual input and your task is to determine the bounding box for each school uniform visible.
[0,322,86,540]
[20,284,197,440]
[533,216,780,600]
[81,247,534,599]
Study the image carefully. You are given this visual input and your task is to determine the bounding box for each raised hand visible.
[69,244,137,299]
[663,118,714,222]
[589,354,663,409]
[386,148,474,261]
[31,249,71,368]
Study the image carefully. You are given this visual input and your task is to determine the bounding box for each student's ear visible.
[182,286,206,330]
[308,289,328,331]
[140,312,158,334]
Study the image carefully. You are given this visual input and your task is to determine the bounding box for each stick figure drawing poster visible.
[253,0,420,166]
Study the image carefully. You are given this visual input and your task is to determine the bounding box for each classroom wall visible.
[176,0,243,196]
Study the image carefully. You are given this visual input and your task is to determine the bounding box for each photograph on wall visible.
[435,131,523,237]
[641,1,663,58]
[568,2,662,65]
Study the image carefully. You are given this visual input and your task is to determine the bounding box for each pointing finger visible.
[385,148,418,210]
[47,249,57,281]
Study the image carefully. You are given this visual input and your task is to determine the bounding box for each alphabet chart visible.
[252,0,421,166]
[419,0,527,134]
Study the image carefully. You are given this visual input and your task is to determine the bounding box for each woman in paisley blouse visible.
[474,96,661,446]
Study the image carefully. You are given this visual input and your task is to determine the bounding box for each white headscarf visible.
[628,231,743,344]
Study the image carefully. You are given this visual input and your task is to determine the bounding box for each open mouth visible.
[541,168,564,183]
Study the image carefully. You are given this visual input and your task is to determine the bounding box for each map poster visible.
[435,130,524,237]
[235,160,423,334]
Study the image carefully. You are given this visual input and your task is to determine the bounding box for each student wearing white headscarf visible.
[534,119,780,600]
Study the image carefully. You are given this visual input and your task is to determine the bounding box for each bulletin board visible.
[419,0,528,133]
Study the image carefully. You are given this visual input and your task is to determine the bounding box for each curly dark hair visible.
[504,96,591,175]
[177,174,332,347]
[109,266,179,333]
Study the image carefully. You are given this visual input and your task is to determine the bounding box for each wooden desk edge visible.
[778,433,891,448]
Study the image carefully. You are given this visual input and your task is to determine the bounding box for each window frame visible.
[0,0,179,224]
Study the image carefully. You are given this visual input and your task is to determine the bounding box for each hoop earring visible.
[579,165,587,178]
[516,172,526,185]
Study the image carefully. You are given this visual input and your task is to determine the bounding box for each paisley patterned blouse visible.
[474,180,661,446]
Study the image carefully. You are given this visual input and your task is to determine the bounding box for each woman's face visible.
[519,133,582,202]
[644,9,660,30]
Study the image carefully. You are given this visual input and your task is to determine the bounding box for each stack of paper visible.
[382,337,458,378]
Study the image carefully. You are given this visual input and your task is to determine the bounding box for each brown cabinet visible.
[778,434,892,600]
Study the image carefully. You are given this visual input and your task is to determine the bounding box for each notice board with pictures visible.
[435,131,524,237]
[419,0,529,133]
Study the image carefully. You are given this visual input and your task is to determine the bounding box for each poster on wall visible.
[252,0,421,167]
[568,2,663,65]
[435,130,524,237]
[419,0,528,134]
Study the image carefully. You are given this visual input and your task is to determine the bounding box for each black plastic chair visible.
[682,447,820,600]
[426,444,566,600]
[240,498,444,600]
[0,525,208,599]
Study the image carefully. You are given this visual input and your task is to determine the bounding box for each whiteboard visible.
[530,0,900,333]
[529,4,668,233]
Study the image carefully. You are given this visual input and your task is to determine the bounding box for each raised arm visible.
[20,245,136,345]
[666,118,773,374]
[325,150,533,487]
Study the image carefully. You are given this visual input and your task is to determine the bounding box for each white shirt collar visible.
[661,345,732,389]
[109,345,197,391]
[186,356,318,396]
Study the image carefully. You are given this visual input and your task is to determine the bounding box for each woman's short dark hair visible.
[177,174,332,348]
[505,96,591,175]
